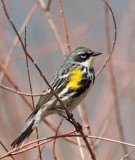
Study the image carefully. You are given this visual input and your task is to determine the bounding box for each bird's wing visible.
[27,63,76,119]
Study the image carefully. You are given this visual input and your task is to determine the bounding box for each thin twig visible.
[121,150,134,160]
[0,2,39,84]
[1,1,94,158]
[20,127,85,150]
[0,126,87,159]
[14,134,135,151]
[24,27,42,160]
[104,0,128,155]
[0,61,32,107]
[94,120,109,149]
[76,133,85,160]
[81,101,96,153]
[57,0,71,53]
[1,133,135,159]
[46,0,51,11]
[96,0,117,77]
[39,0,66,56]
[0,84,50,96]
[76,105,86,159]
[0,141,15,160]
[0,127,79,158]
[53,119,63,160]
[42,119,86,148]
[79,130,96,160]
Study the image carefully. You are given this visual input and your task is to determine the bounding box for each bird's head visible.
[68,47,103,67]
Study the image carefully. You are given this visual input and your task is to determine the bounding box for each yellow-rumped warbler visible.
[11,47,102,147]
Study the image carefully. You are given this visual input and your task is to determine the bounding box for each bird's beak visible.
[92,52,103,57]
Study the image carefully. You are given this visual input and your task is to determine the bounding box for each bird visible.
[11,47,102,147]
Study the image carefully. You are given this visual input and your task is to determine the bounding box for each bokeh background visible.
[0,0,135,159]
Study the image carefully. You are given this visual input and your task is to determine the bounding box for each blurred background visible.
[0,0,135,159]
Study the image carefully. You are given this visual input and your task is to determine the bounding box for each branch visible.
[24,27,42,160]
[103,0,128,155]
[96,0,117,77]
[0,141,15,160]
[120,150,134,160]
[0,84,50,96]
[57,0,71,53]
[0,2,39,84]
[46,0,51,11]
[1,133,135,159]
[53,119,63,160]
[39,0,66,56]
[0,61,32,107]
[81,101,96,153]
[0,126,86,159]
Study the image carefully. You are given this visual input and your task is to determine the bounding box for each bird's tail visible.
[11,113,41,148]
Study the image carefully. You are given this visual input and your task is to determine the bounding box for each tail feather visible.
[11,107,48,148]
[11,119,35,148]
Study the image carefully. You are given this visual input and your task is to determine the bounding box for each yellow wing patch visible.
[67,67,83,90]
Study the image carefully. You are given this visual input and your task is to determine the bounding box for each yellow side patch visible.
[67,67,83,90]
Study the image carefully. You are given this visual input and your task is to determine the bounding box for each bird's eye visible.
[80,53,87,59]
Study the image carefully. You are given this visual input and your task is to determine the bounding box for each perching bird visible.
[11,47,102,147]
